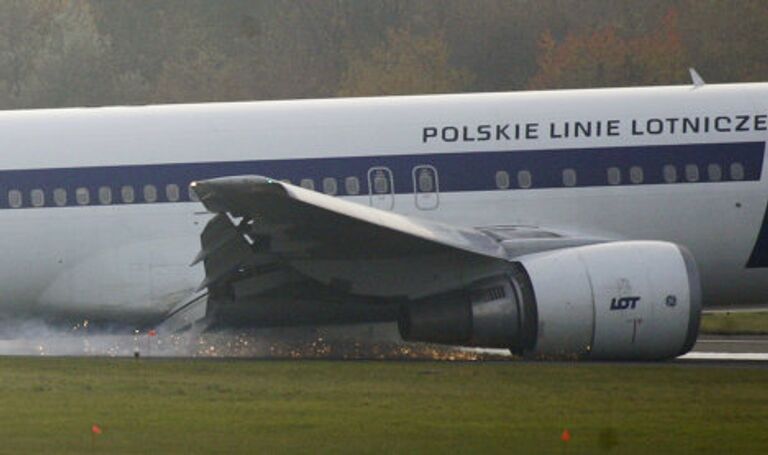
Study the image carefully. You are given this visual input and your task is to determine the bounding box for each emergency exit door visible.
[413,165,439,210]
[367,167,394,210]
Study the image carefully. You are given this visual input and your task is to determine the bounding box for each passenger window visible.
[417,169,435,192]
[607,167,621,185]
[730,162,745,180]
[345,177,360,195]
[663,165,677,183]
[322,177,338,195]
[495,171,510,189]
[76,187,90,205]
[685,164,699,182]
[188,185,199,202]
[143,184,157,203]
[98,186,112,205]
[166,184,180,202]
[562,168,577,187]
[300,179,315,190]
[517,170,532,189]
[30,189,44,207]
[629,166,644,184]
[122,185,135,203]
[707,163,722,181]
[53,188,67,206]
[8,190,22,208]
[373,171,389,194]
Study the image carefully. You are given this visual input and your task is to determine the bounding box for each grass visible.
[700,311,768,335]
[0,358,765,453]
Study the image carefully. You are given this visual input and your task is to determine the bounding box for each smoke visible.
[0,319,182,357]
[0,319,513,360]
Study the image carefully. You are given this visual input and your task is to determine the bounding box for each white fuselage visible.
[0,82,766,323]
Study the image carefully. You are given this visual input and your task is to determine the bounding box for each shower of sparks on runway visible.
[187,333,514,360]
[4,325,766,361]
[0,324,514,360]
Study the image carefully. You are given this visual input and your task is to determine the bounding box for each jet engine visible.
[398,241,701,360]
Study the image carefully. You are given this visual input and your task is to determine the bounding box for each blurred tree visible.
[19,1,114,108]
[527,9,687,89]
[0,0,61,106]
[147,5,243,103]
[0,0,148,109]
[338,27,472,96]
[0,0,763,108]
[679,0,768,83]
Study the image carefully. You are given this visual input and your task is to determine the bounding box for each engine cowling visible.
[398,241,701,360]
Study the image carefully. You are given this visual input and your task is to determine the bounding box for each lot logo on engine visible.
[610,296,641,310]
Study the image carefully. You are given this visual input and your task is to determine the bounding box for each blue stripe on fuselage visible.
[0,141,762,208]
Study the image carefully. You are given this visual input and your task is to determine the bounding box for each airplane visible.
[0,75,766,360]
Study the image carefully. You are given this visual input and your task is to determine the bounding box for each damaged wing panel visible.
[193,212,286,293]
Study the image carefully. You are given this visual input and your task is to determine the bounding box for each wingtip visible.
[193,176,283,194]
[189,176,287,214]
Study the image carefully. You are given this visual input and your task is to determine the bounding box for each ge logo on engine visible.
[610,296,641,310]
[665,295,677,307]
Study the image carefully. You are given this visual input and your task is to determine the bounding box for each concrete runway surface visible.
[680,335,768,361]
[0,323,765,364]
[462,335,768,365]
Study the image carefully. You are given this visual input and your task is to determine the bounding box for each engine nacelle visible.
[398,241,701,360]
[398,275,533,349]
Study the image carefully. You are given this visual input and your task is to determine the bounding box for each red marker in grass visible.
[91,423,103,449]
[147,329,158,356]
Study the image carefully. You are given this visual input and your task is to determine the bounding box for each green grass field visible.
[0,358,766,454]
[700,311,768,335]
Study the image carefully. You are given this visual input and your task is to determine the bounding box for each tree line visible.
[0,0,765,109]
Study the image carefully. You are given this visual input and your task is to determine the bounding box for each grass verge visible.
[0,357,765,454]
[700,311,768,335]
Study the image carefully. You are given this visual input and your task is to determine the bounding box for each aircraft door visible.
[368,167,395,210]
[412,165,439,210]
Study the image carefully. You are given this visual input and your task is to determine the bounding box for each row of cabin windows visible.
[4,161,748,208]
[296,176,364,195]
[293,169,435,196]
[4,170,424,208]
[494,162,746,189]
[296,169,437,196]
[7,184,195,208]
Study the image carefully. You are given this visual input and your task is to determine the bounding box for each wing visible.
[192,176,508,261]
[188,176,606,302]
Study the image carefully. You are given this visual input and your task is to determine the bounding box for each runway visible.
[679,335,768,361]
[463,334,768,364]
[0,326,766,363]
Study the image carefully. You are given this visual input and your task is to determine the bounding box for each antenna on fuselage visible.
[689,68,705,88]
